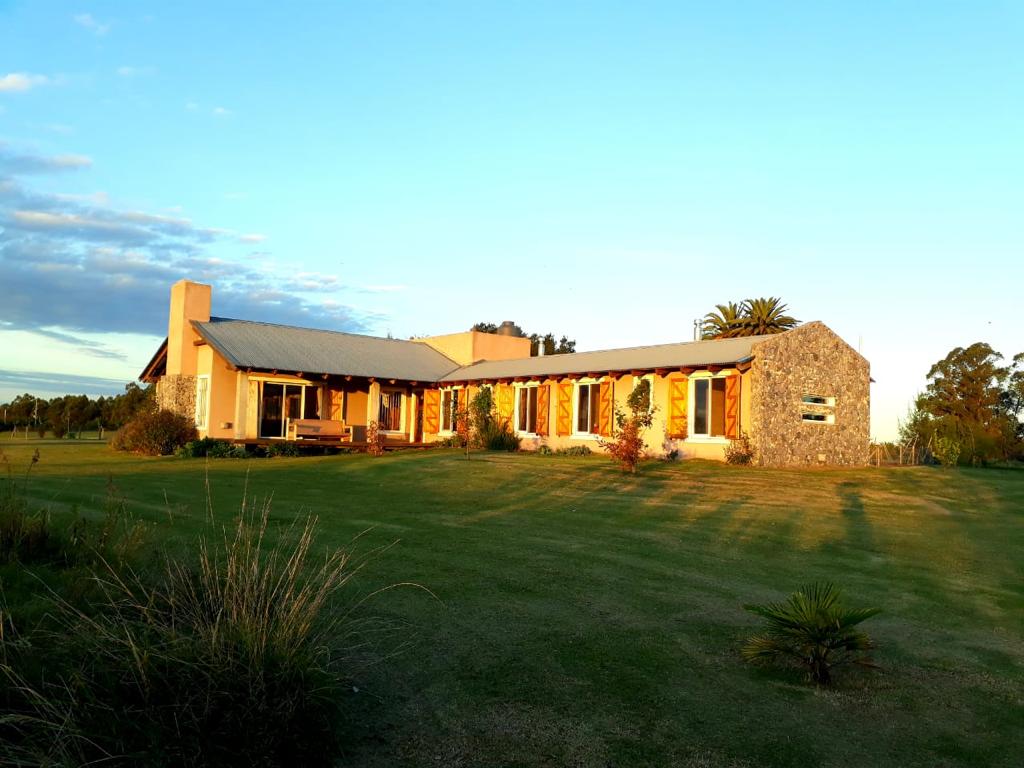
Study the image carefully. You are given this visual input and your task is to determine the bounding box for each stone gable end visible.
[749,322,870,466]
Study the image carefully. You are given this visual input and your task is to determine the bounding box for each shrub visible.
[35,425,47,439]
[725,432,755,465]
[598,379,654,473]
[537,444,553,455]
[932,435,961,467]
[478,417,520,451]
[557,445,592,457]
[366,420,386,457]
[742,582,880,686]
[264,441,300,458]
[2,501,366,767]
[468,387,496,446]
[112,409,197,456]
[177,438,249,459]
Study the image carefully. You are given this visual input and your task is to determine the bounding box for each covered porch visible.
[234,369,431,446]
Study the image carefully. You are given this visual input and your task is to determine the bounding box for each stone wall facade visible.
[155,374,196,421]
[748,322,870,467]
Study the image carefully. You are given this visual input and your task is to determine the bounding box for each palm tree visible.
[739,297,799,336]
[701,302,745,339]
[741,582,880,685]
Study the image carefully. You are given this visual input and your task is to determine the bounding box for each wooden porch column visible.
[233,371,249,440]
[366,380,381,429]
[408,391,418,443]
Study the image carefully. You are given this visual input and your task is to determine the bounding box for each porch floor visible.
[232,438,432,451]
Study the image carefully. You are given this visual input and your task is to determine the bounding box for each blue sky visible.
[1,1,1021,439]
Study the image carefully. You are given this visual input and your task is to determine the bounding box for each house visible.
[140,280,870,466]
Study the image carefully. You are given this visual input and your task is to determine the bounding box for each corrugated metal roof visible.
[193,317,460,381]
[440,334,772,382]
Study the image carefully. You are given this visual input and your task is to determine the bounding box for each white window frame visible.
[571,379,602,438]
[513,383,540,436]
[439,387,461,435]
[378,389,406,435]
[687,372,731,443]
[195,375,210,430]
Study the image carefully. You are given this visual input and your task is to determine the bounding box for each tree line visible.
[0,383,153,438]
[902,343,1023,465]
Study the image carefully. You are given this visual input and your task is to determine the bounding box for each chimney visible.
[166,280,211,376]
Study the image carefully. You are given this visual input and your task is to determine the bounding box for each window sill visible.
[570,433,600,440]
[685,435,730,443]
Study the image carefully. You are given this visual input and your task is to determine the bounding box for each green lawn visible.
[3,443,1022,767]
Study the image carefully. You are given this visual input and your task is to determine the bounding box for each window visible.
[195,376,210,429]
[801,393,836,424]
[258,382,320,438]
[515,385,539,434]
[440,388,459,432]
[691,377,727,437]
[378,390,403,432]
[801,412,834,423]
[575,382,601,435]
[802,394,835,407]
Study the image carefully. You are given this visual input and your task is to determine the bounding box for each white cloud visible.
[363,284,409,293]
[238,233,266,243]
[54,191,110,206]
[51,154,92,169]
[0,72,49,93]
[0,145,92,174]
[73,13,110,36]
[212,106,231,116]
[185,101,199,111]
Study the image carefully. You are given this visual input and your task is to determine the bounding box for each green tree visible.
[908,342,1022,464]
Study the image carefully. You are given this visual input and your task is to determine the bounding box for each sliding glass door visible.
[259,383,320,438]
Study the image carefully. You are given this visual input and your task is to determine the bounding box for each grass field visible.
[2,443,1022,767]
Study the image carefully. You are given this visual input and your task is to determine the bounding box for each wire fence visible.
[869,439,931,466]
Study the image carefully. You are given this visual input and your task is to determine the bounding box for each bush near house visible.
[725,432,755,465]
[111,408,197,456]
[599,378,654,473]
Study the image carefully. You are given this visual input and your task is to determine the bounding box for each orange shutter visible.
[556,381,573,436]
[497,384,514,424]
[598,381,614,436]
[536,384,550,436]
[724,375,740,439]
[667,377,688,438]
[423,389,441,434]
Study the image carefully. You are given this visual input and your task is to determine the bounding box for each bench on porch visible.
[286,418,353,442]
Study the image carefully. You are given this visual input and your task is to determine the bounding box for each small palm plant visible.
[741,582,880,685]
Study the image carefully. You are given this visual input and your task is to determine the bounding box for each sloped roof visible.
[193,317,460,382]
[440,334,772,382]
